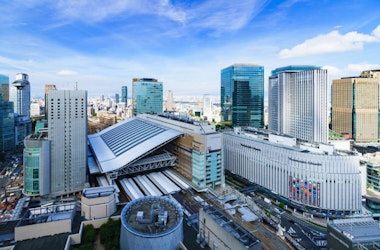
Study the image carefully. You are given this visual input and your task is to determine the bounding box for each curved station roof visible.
[88,117,183,173]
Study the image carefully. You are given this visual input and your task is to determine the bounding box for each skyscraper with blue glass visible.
[0,74,14,151]
[132,78,163,114]
[121,86,127,103]
[0,101,14,151]
[221,64,264,128]
[0,74,9,102]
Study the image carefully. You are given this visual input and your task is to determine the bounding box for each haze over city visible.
[1,0,380,97]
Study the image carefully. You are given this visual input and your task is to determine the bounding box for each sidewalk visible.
[292,210,327,227]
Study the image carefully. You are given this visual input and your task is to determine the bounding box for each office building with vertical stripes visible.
[269,66,328,143]
[332,70,380,143]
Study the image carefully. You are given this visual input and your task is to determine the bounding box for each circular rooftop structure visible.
[120,196,183,250]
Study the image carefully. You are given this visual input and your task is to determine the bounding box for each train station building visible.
[87,113,224,201]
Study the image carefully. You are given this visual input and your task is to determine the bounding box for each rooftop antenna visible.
[75,82,78,90]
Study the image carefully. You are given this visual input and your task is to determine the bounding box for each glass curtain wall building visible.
[23,132,50,196]
[0,101,15,151]
[0,74,12,151]
[0,74,8,84]
[221,64,264,128]
[121,86,128,103]
[0,74,9,102]
[132,78,163,114]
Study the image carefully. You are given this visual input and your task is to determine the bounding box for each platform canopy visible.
[88,117,183,173]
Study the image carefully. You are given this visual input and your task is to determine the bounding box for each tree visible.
[82,224,96,243]
[100,218,120,249]
[279,202,285,209]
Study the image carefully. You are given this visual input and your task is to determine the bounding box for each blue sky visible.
[1,0,380,97]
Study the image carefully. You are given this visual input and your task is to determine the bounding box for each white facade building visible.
[30,102,41,117]
[10,73,31,117]
[166,90,174,112]
[203,94,213,118]
[223,128,361,213]
[48,90,87,196]
[81,186,117,220]
[268,66,328,143]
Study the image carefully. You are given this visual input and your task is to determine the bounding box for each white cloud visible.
[279,0,307,8]
[57,70,78,76]
[55,0,133,22]
[372,24,380,38]
[53,0,267,34]
[157,0,187,23]
[323,63,380,82]
[346,63,380,74]
[188,0,268,33]
[322,65,342,76]
[0,56,35,71]
[279,25,380,58]
[54,0,187,23]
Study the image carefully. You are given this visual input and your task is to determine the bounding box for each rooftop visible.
[16,203,76,227]
[26,130,48,140]
[329,217,380,243]
[203,206,260,248]
[229,63,261,67]
[158,112,209,126]
[271,65,322,76]
[228,127,357,156]
[121,196,183,236]
[88,117,183,173]
[132,78,158,82]
[82,186,115,199]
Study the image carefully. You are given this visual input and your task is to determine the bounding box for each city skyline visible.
[0,1,380,97]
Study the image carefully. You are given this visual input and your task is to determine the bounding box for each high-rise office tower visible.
[14,115,33,148]
[48,90,87,196]
[203,94,213,119]
[0,74,8,84]
[132,78,163,114]
[44,84,56,120]
[268,66,328,143]
[10,73,30,117]
[0,74,9,102]
[166,90,174,112]
[221,64,264,128]
[0,101,14,151]
[121,86,128,103]
[332,70,380,143]
[115,93,120,104]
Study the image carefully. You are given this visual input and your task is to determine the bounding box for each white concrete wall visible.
[81,188,117,220]
[15,219,71,242]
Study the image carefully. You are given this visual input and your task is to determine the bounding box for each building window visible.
[33,169,39,178]
[33,181,39,190]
